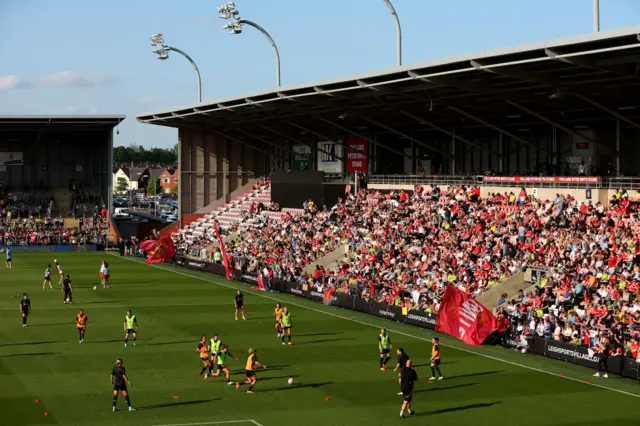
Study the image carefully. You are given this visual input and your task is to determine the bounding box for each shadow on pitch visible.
[295,338,354,345]
[261,374,301,382]
[0,341,65,347]
[84,300,122,304]
[0,352,61,358]
[413,361,457,367]
[137,398,220,411]
[415,383,477,393]
[145,340,194,346]
[444,370,504,380]
[296,332,342,337]
[268,381,332,392]
[87,338,151,344]
[412,402,502,417]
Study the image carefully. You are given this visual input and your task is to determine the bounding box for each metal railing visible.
[368,175,640,191]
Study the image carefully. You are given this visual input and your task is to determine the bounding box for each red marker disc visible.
[587,381,592,385]
[44,412,49,416]
[35,398,40,403]
[558,373,563,377]
[324,397,331,401]
[172,395,180,399]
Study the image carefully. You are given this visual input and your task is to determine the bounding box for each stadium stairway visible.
[302,244,350,274]
[476,271,526,312]
[52,187,70,216]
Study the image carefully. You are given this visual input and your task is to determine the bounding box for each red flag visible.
[323,288,335,304]
[213,222,231,280]
[140,236,175,265]
[436,285,498,346]
[257,274,265,290]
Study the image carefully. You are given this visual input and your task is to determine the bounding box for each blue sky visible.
[0,0,638,148]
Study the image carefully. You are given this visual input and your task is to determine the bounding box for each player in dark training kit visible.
[234,290,246,321]
[62,275,73,304]
[399,359,417,418]
[394,348,410,395]
[378,328,392,370]
[111,358,135,412]
[20,293,31,327]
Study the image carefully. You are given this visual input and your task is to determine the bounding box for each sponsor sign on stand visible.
[404,310,437,329]
[482,175,600,184]
[241,274,258,284]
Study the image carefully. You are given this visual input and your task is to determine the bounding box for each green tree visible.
[147,177,161,195]
[115,177,129,193]
[171,184,178,197]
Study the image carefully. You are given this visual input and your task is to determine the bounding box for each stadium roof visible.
[137,26,640,156]
[0,115,125,133]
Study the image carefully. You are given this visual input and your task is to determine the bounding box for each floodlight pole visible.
[383,0,402,66]
[238,19,281,87]
[593,0,600,32]
[166,46,202,103]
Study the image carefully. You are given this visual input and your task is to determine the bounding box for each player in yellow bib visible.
[378,328,392,371]
[280,307,292,345]
[123,310,137,347]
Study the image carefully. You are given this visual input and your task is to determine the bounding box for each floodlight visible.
[153,48,169,60]
[150,33,165,47]
[218,1,239,20]
[223,22,243,34]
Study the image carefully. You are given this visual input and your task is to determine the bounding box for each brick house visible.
[159,168,178,194]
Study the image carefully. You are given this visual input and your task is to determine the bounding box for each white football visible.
[287,378,294,385]
[54,259,57,263]
[93,286,97,290]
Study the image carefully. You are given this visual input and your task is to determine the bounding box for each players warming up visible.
[379,328,392,370]
[111,358,135,412]
[429,337,443,381]
[76,309,88,343]
[274,303,283,337]
[235,290,246,321]
[99,261,110,288]
[281,306,292,345]
[197,336,213,378]
[236,348,266,393]
[20,293,31,327]
[43,265,53,289]
[62,274,73,304]
[124,310,138,347]
[103,262,111,288]
[211,344,235,385]
[399,359,417,418]
[5,247,12,269]
[394,348,410,395]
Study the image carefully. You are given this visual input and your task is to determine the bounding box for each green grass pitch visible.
[1,252,639,426]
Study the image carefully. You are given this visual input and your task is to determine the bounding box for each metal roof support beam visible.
[232,128,295,161]
[470,60,558,86]
[209,129,274,159]
[356,114,449,157]
[256,124,345,161]
[446,105,541,151]
[316,118,413,160]
[575,94,640,130]
[399,111,500,156]
[285,121,347,148]
[504,100,612,154]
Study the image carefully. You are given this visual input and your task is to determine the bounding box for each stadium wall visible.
[173,254,640,381]
[1,245,97,252]
[178,128,271,217]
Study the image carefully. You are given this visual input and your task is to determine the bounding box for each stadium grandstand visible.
[139,26,640,378]
[0,115,123,247]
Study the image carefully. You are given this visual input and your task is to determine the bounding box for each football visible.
[53,259,57,263]
[93,286,97,290]
[287,378,294,385]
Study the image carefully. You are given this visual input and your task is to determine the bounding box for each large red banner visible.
[436,285,498,346]
[346,138,368,173]
[139,236,175,265]
[482,176,599,184]
[213,222,231,280]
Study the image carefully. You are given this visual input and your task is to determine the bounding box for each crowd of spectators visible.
[0,215,108,246]
[195,184,640,361]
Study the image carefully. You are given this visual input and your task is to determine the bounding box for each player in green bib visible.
[211,344,235,385]
[210,334,222,367]
[378,328,392,370]
[123,310,138,347]
[281,307,292,345]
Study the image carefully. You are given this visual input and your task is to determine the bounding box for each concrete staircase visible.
[303,244,350,274]
[476,271,526,312]
[52,187,70,216]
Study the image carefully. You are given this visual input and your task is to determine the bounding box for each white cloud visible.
[41,71,118,87]
[0,75,33,91]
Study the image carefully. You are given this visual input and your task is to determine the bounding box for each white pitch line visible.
[153,420,260,426]
[118,255,640,400]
